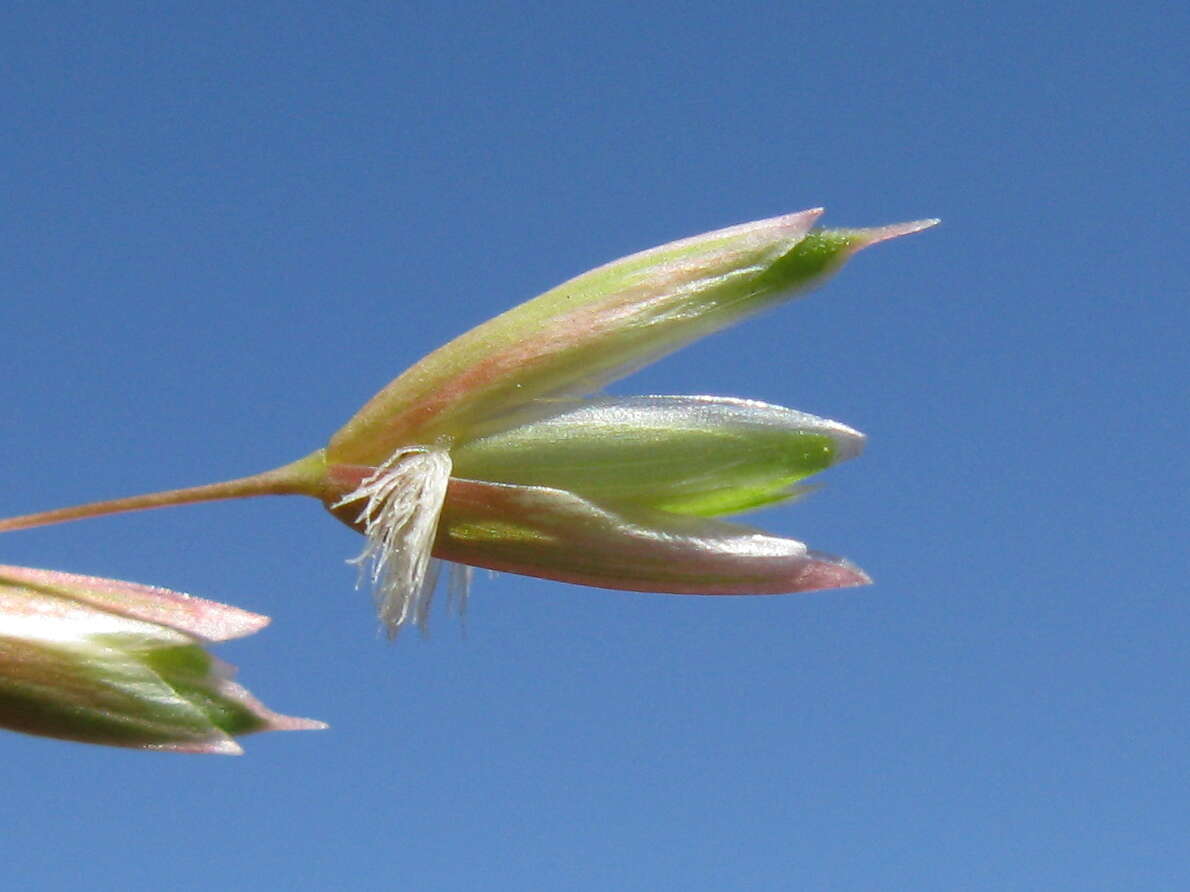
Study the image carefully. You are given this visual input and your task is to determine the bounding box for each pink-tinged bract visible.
[435,478,871,595]
[0,565,325,753]
[318,211,934,629]
[0,210,937,637]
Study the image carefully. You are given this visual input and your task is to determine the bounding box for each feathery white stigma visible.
[334,448,452,635]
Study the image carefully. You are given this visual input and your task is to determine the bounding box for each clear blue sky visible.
[2,2,1186,889]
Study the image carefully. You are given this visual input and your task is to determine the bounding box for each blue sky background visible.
[2,2,1186,889]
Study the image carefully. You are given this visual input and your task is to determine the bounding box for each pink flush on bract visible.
[0,565,324,753]
[0,210,938,635]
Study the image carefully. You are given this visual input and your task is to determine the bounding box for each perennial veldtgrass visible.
[1,210,937,638]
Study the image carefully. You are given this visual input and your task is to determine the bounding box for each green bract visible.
[0,209,937,638]
[0,565,324,753]
[327,211,936,464]
[318,211,936,631]
[434,478,867,596]
[450,396,863,517]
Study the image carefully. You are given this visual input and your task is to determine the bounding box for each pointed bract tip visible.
[673,207,825,254]
[855,217,941,249]
[154,737,245,756]
[267,716,330,732]
[768,206,825,239]
[822,419,867,464]
[789,206,825,225]
[217,678,330,737]
[745,206,824,232]
[765,206,824,229]
[797,552,872,590]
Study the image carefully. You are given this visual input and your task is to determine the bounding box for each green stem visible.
[0,451,328,534]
